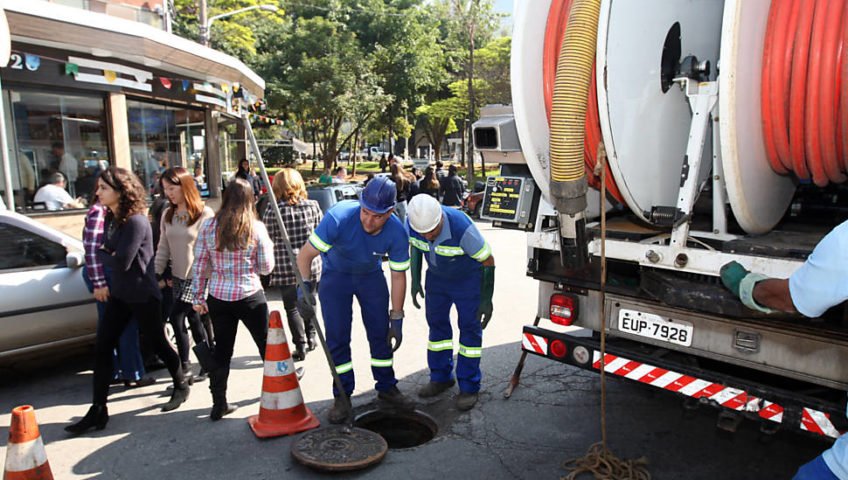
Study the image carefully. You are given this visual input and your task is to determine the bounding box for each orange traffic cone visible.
[4,405,53,480]
[248,310,320,438]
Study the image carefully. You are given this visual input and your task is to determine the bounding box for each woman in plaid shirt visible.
[191,178,275,420]
[262,168,323,361]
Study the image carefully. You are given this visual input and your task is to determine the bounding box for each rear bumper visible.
[522,325,847,440]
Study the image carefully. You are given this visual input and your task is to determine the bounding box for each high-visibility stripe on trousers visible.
[425,272,482,394]
[319,269,397,396]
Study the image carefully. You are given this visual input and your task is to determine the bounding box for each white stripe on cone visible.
[264,359,296,378]
[260,389,305,411]
[4,437,48,472]
[267,328,288,345]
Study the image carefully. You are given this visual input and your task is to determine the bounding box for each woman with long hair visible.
[391,163,415,223]
[66,167,189,435]
[262,168,323,361]
[417,167,441,200]
[82,190,151,388]
[191,178,274,420]
[155,167,215,379]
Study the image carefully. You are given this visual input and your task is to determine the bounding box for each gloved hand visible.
[387,310,404,351]
[410,247,424,309]
[296,280,317,321]
[720,261,775,313]
[477,265,495,329]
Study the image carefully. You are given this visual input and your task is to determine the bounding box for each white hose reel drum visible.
[597,0,725,226]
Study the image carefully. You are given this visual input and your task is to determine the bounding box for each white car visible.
[0,207,96,364]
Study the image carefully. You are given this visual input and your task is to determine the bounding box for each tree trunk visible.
[351,130,360,176]
[466,0,478,186]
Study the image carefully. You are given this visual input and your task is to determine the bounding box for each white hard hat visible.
[407,195,442,233]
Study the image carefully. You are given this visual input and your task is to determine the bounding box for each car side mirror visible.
[66,251,85,269]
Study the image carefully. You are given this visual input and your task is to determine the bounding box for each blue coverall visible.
[409,207,492,394]
[308,201,410,396]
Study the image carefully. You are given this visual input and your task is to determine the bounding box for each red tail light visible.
[550,294,576,326]
[549,339,568,358]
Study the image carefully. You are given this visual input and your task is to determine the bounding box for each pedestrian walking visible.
[390,163,415,224]
[82,200,152,388]
[416,167,441,200]
[191,178,275,421]
[66,167,189,435]
[296,176,414,423]
[155,167,215,380]
[407,194,495,410]
[379,153,388,173]
[262,168,323,361]
[439,164,465,207]
[235,158,261,198]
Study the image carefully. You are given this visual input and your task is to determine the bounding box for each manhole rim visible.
[353,408,439,450]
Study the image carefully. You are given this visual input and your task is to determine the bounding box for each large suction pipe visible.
[550,0,601,269]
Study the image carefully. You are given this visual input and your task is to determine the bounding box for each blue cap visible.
[360,176,397,214]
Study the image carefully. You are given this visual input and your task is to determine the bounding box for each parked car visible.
[460,181,486,218]
[307,184,363,213]
[0,208,96,364]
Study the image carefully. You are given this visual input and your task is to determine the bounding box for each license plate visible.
[617,309,693,347]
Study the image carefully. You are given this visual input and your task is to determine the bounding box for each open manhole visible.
[354,409,438,449]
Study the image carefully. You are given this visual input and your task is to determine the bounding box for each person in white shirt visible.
[51,143,79,196]
[34,172,83,210]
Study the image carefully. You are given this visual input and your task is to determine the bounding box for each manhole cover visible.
[291,426,387,472]
[354,409,438,449]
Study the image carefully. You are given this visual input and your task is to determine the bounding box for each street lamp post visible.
[199,4,279,47]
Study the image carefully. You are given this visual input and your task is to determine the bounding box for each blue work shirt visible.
[789,220,848,478]
[408,207,491,279]
[308,200,410,275]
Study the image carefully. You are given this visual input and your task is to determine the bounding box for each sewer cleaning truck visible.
[472,0,848,440]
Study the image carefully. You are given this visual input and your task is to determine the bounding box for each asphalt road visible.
[0,222,828,479]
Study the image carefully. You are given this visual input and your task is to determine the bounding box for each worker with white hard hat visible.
[407,194,495,411]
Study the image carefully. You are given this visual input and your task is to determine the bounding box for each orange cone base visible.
[248,407,320,438]
[4,462,54,480]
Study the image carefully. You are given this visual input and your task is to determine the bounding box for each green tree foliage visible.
[171,0,505,170]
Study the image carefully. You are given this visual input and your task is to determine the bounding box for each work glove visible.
[387,310,404,352]
[719,261,776,314]
[477,265,495,329]
[410,247,424,309]
[297,280,317,321]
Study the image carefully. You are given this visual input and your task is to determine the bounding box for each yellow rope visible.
[562,142,651,480]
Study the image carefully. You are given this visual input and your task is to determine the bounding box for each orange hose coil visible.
[762,0,847,186]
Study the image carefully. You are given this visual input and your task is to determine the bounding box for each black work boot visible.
[418,379,456,398]
[377,386,415,411]
[328,396,352,424]
[456,392,479,411]
[208,367,237,421]
[292,343,307,362]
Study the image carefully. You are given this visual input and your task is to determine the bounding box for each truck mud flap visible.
[522,325,846,440]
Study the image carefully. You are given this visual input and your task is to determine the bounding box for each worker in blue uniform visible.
[296,176,413,423]
[406,194,495,410]
[721,220,848,480]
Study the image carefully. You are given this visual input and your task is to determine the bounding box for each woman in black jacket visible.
[66,167,189,435]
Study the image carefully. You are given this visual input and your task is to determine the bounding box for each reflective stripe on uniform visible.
[309,232,332,252]
[471,242,492,262]
[335,361,353,374]
[389,259,410,271]
[371,358,393,368]
[458,343,482,358]
[410,237,430,251]
[434,245,465,257]
[428,339,454,352]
